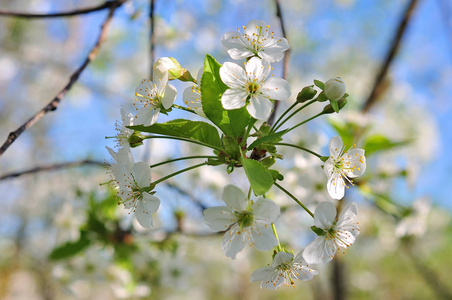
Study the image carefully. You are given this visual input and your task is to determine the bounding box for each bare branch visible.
[0,1,117,19]
[267,0,291,125]
[0,160,104,180]
[0,0,127,158]
[149,0,156,78]
[362,0,419,113]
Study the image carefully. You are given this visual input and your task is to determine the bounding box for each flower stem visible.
[241,118,257,147]
[272,99,317,132]
[274,182,314,218]
[143,135,223,151]
[286,112,325,134]
[172,104,197,115]
[275,143,322,159]
[271,223,283,252]
[152,162,208,185]
[271,101,299,132]
[150,155,217,168]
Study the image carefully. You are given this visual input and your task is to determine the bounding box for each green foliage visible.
[363,134,411,156]
[247,130,287,151]
[201,54,250,137]
[314,79,324,90]
[49,231,91,260]
[241,158,274,195]
[129,119,222,150]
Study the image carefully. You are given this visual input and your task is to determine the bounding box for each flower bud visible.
[296,85,317,103]
[324,77,346,101]
[322,98,348,114]
[128,131,146,148]
[153,57,195,82]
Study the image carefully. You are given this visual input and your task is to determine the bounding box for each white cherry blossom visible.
[221,20,290,62]
[182,68,206,117]
[324,136,366,200]
[324,77,346,101]
[219,57,291,120]
[109,148,159,229]
[303,201,359,264]
[133,71,177,126]
[114,107,134,148]
[250,251,318,289]
[203,185,280,259]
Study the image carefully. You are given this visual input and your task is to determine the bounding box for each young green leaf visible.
[241,158,274,195]
[201,54,250,137]
[129,119,222,149]
[363,134,411,156]
[49,232,91,260]
[247,130,288,150]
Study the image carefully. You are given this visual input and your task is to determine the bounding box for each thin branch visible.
[362,0,419,113]
[149,0,156,78]
[0,0,127,158]
[0,1,117,19]
[0,160,104,180]
[267,0,291,125]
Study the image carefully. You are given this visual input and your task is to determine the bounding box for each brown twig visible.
[267,0,290,126]
[149,0,156,78]
[362,0,419,113]
[0,160,105,180]
[0,159,105,180]
[0,0,127,158]
[0,1,117,19]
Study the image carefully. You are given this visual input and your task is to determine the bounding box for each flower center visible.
[247,81,260,94]
[235,210,254,228]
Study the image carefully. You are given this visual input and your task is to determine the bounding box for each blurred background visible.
[1,0,451,299]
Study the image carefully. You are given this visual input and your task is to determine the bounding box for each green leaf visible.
[49,231,91,260]
[331,100,339,113]
[241,158,274,195]
[314,79,324,90]
[247,130,288,150]
[363,134,411,156]
[201,54,250,137]
[129,119,222,150]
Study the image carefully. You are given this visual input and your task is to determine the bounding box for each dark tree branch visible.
[149,0,156,78]
[362,0,420,113]
[267,0,291,126]
[0,0,127,158]
[0,160,105,180]
[0,1,118,19]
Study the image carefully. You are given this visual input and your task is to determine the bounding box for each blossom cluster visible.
[104,19,367,290]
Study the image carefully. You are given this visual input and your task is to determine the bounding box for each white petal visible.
[250,266,274,282]
[343,148,366,177]
[245,57,269,81]
[227,48,255,61]
[203,206,236,231]
[329,136,343,157]
[135,193,160,229]
[327,173,346,200]
[161,84,177,109]
[244,20,269,38]
[261,271,284,290]
[293,266,319,281]
[196,68,204,83]
[221,225,246,259]
[323,158,334,178]
[132,162,152,188]
[251,224,278,251]
[219,62,247,88]
[252,198,280,222]
[337,202,358,226]
[153,69,169,92]
[303,236,337,264]
[335,229,357,248]
[134,108,154,127]
[135,78,157,99]
[314,202,336,229]
[271,252,294,268]
[221,88,248,110]
[222,185,248,211]
[261,77,291,100]
[247,95,273,120]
